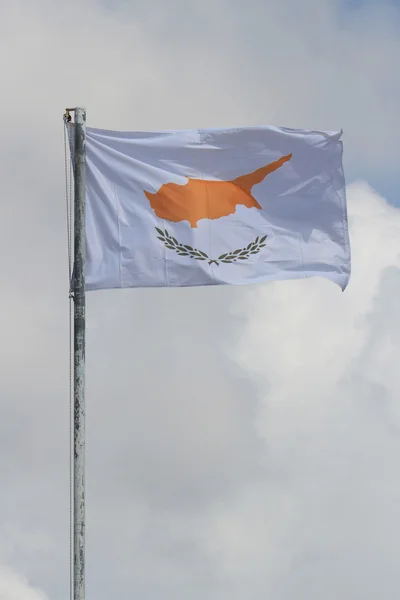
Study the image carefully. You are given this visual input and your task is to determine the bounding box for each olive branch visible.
[155,227,268,266]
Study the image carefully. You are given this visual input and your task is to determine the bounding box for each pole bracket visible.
[64,108,76,122]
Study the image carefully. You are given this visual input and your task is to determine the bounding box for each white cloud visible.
[0,567,48,600]
[0,0,400,598]
[78,183,400,600]
[226,182,400,598]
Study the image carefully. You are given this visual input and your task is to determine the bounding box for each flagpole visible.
[73,106,86,600]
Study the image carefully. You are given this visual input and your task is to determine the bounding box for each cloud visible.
[0,0,400,598]
[0,567,48,600]
[227,181,400,598]
[77,184,400,600]
[1,0,400,171]
[82,182,400,600]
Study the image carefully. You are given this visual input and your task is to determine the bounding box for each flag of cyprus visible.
[83,126,351,291]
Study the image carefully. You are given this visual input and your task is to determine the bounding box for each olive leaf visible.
[155,228,268,266]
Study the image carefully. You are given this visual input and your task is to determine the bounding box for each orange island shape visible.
[144,153,292,228]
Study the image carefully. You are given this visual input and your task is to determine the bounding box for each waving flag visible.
[84,126,350,290]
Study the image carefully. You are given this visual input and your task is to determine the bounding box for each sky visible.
[0,0,399,598]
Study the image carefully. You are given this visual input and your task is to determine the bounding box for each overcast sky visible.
[1,0,400,598]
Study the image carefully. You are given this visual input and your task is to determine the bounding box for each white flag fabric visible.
[83,126,351,291]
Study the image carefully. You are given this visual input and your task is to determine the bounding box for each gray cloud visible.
[1,0,400,598]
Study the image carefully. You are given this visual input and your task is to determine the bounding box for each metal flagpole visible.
[73,107,86,600]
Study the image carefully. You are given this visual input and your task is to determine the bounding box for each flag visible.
[84,126,351,291]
